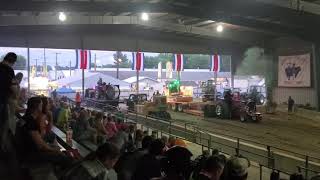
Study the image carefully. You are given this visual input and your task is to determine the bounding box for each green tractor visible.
[145,95,171,120]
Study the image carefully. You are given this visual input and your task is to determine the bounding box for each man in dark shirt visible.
[132,139,165,180]
[0,52,19,180]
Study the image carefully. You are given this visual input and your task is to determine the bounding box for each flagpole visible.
[214,70,218,101]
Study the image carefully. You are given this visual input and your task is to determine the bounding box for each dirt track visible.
[169,110,320,159]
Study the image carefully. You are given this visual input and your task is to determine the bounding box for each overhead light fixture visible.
[216,25,224,32]
[141,12,149,21]
[58,12,67,22]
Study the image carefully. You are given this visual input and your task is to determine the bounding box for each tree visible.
[144,53,173,69]
[1,54,27,70]
[113,51,130,68]
[184,54,210,69]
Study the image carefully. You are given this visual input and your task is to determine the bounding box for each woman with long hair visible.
[17,97,73,171]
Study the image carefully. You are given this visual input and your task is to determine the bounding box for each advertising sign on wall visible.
[278,54,311,87]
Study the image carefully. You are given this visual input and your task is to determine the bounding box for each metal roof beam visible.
[0,15,263,44]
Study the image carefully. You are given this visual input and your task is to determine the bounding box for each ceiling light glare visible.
[216,25,224,32]
[59,12,67,22]
[141,12,149,21]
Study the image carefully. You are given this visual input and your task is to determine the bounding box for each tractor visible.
[204,89,262,122]
[241,85,266,105]
[201,80,216,102]
[126,93,148,112]
[84,80,120,111]
[126,94,171,120]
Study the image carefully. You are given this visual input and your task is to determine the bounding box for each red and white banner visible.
[174,53,184,71]
[77,49,90,69]
[210,54,221,72]
[132,52,144,71]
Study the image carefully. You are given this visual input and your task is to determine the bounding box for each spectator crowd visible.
[1,52,319,180]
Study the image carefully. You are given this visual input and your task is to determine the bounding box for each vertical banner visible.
[174,53,184,71]
[278,54,311,87]
[210,54,221,72]
[76,49,91,69]
[132,52,144,71]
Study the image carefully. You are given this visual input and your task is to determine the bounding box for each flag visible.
[210,54,221,72]
[174,53,184,71]
[132,52,144,71]
[76,49,91,69]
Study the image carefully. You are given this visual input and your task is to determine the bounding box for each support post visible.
[312,43,320,111]
[214,70,218,101]
[27,48,30,92]
[230,55,234,89]
[136,70,139,95]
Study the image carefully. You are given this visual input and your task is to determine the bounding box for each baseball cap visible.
[227,156,250,177]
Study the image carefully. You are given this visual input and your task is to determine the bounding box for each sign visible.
[278,54,311,87]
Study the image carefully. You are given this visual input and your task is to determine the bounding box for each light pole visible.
[116,58,122,79]
[55,53,61,80]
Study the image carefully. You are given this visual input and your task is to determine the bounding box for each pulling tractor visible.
[204,89,262,122]
[126,94,171,120]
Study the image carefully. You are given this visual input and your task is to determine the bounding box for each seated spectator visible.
[221,156,250,180]
[167,136,176,149]
[152,146,193,180]
[174,138,187,148]
[56,102,70,129]
[93,112,109,144]
[17,97,73,169]
[104,116,118,139]
[41,97,56,144]
[197,156,225,180]
[73,109,96,142]
[61,142,120,180]
[132,139,165,180]
[134,129,144,149]
[115,135,153,180]
[115,119,124,130]
[88,110,97,127]
[192,150,211,180]
[109,125,129,151]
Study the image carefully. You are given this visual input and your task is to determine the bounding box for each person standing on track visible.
[288,96,295,113]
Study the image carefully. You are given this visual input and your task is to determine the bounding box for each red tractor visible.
[205,90,262,122]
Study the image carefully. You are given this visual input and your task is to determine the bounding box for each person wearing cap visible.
[221,156,250,180]
[198,156,225,180]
